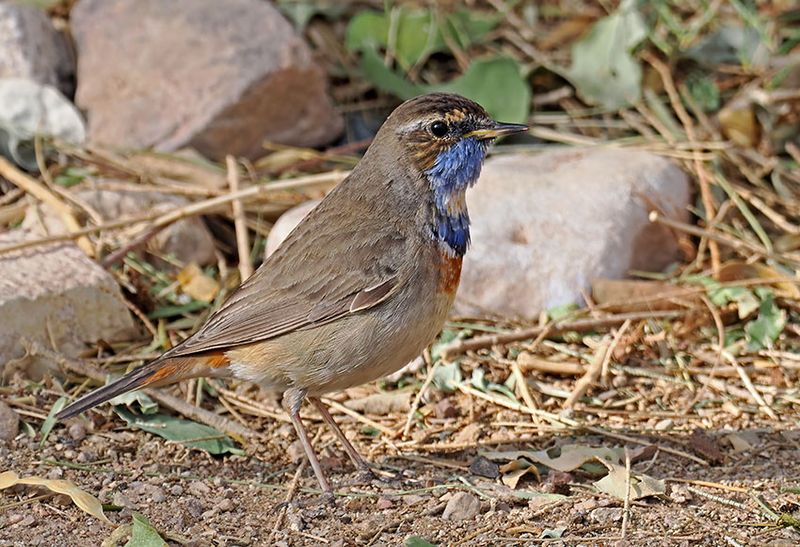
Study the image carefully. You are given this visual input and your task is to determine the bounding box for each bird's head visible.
[379,93,528,255]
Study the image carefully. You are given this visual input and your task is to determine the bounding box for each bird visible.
[56,93,528,499]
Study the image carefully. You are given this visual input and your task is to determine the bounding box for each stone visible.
[0,230,137,372]
[67,422,86,442]
[0,400,19,442]
[263,149,689,319]
[455,148,691,318]
[0,3,74,94]
[71,0,342,159]
[434,397,459,419]
[442,492,481,521]
[469,456,499,479]
[264,199,321,258]
[0,78,85,171]
[23,187,216,266]
[589,507,623,525]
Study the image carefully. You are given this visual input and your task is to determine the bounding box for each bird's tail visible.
[56,353,230,420]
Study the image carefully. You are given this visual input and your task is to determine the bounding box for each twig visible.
[321,397,395,436]
[564,338,610,409]
[650,211,800,267]
[227,155,253,281]
[402,351,437,438]
[0,156,94,256]
[441,310,684,357]
[643,52,720,275]
[100,225,166,268]
[621,447,632,539]
[721,349,777,419]
[0,170,348,256]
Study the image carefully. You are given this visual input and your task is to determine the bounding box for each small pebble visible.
[188,481,210,496]
[218,498,234,512]
[68,422,86,441]
[170,485,184,496]
[469,456,500,479]
[376,497,393,510]
[442,492,481,521]
[589,507,623,525]
[112,492,135,509]
[151,487,167,503]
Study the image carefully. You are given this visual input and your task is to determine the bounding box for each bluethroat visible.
[57,93,528,497]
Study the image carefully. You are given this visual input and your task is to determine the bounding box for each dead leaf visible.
[343,391,411,415]
[499,458,541,489]
[483,444,623,473]
[591,279,700,312]
[717,261,800,298]
[177,263,219,302]
[688,429,725,465]
[719,99,760,147]
[0,470,110,523]
[593,459,666,500]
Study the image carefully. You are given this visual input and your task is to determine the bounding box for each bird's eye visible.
[430,121,449,138]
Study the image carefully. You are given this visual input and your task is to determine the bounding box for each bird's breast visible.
[437,248,463,295]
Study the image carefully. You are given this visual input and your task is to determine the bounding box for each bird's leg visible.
[308,396,377,481]
[282,389,334,503]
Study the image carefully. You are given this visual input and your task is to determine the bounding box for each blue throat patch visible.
[425,138,487,256]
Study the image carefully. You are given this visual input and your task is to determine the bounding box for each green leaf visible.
[276,1,347,31]
[470,367,518,401]
[359,52,530,123]
[109,389,159,415]
[547,302,580,322]
[114,408,244,456]
[438,57,531,123]
[40,396,67,448]
[125,512,167,547]
[685,73,720,112]
[346,8,499,69]
[561,0,647,109]
[54,166,90,188]
[360,47,422,100]
[745,292,786,350]
[404,536,437,547]
[432,362,462,392]
[541,527,567,539]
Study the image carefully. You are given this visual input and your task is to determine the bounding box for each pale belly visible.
[226,248,461,396]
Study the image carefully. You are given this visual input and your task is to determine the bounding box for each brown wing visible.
[161,180,414,359]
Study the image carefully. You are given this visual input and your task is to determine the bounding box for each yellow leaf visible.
[0,470,110,524]
[177,263,219,302]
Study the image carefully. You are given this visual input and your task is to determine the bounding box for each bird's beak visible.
[465,122,529,140]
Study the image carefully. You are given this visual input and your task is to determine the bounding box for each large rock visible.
[23,187,217,266]
[264,199,320,258]
[0,230,137,371]
[71,0,343,159]
[0,3,74,95]
[456,148,690,317]
[261,148,690,319]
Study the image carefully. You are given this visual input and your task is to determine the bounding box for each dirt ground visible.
[2,394,799,547]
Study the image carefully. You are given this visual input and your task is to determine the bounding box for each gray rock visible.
[0,230,137,373]
[264,199,321,258]
[262,149,689,319]
[0,4,74,94]
[0,400,19,442]
[456,148,690,318]
[0,78,85,171]
[23,187,216,266]
[442,491,481,521]
[589,506,623,525]
[67,422,86,442]
[71,0,342,159]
